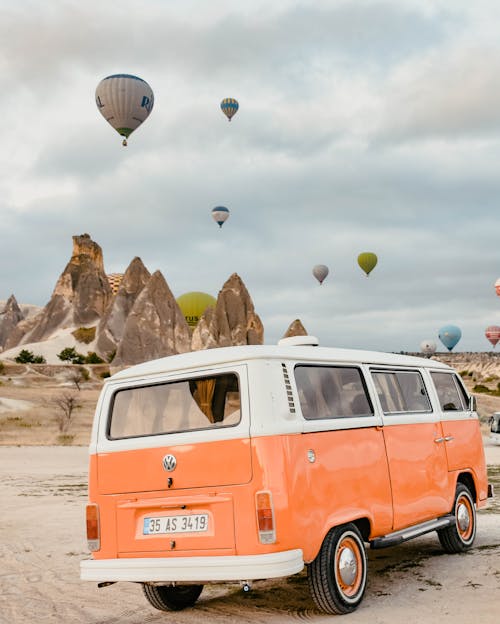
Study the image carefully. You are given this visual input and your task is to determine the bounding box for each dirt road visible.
[1,443,499,623]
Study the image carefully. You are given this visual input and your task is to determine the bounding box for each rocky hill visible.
[0,233,265,367]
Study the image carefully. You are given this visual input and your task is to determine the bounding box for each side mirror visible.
[469,395,477,412]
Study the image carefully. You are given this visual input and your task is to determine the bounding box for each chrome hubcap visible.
[457,501,470,533]
[338,546,357,586]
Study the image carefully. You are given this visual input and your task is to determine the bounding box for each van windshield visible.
[108,373,240,439]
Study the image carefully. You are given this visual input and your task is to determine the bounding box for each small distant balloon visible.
[495,278,500,297]
[438,325,462,352]
[95,74,154,146]
[485,326,500,348]
[420,340,436,357]
[358,252,378,277]
[211,206,230,228]
[220,98,239,121]
[313,265,329,285]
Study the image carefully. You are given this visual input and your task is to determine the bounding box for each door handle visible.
[444,436,454,442]
[434,437,445,443]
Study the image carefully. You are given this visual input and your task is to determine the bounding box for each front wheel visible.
[142,584,203,611]
[307,523,367,615]
[438,483,476,553]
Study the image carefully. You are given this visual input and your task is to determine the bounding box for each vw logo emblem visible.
[162,454,177,472]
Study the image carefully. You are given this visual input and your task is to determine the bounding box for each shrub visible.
[100,370,111,379]
[72,327,96,344]
[472,384,490,394]
[15,349,46,364]
[0,360,4,374]
[85,351,104,364]
[57,347,85,365]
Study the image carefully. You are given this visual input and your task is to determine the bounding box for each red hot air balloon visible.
[495,278,500,296]
[485,325,500,348]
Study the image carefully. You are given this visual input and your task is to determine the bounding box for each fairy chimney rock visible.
[112,270,191,366]
[283,319,308,338]
[191,273,264,350]
[0,295,24,349]
[96,256,151,358]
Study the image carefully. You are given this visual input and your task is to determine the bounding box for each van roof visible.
[109,343,451,381]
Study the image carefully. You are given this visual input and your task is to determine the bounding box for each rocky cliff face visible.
[191,273,264,349]
[95,257,151,359]
[112,271,192,367]
[0,295,24,349]
[6,234,113,348]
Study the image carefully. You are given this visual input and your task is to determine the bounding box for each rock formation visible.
[5,234,113,348]
[95,257,151,359]
[191,273,264,349]
[112,270,191,367]
[0,295,24,349]
[282,319,308,338]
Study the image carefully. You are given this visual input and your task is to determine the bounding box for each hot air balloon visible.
[358,252,378,277]
[220,98,239,121]
[312,265,329,285]
[420,340,436,357]
[95,74,154,146]
[438,325,462,352]
[211,206,230,228]
[495,278,500,296]
[485,326,500,348]
[176,292,217,328]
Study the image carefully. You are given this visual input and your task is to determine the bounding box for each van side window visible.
[294,366,373,420]
[431,372,467,411]
[108,373,240,439]
[372,370,431,414]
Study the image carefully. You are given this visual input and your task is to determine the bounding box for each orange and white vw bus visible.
[81,336,492,615]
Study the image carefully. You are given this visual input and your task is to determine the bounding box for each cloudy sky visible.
[1,0,499,352]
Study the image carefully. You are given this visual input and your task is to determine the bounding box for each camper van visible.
[81,337,492,615]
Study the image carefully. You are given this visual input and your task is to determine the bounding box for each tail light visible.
[255,491,276,544]
[86,503,100,552]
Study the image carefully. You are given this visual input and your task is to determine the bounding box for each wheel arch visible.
[456,471,477,503]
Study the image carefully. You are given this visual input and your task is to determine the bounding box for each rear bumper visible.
[80,549,304,583]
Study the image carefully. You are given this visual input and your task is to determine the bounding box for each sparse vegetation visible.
[57,347,85,364]
[72,326,96,344]
[100,370,111,379]
[15,349,46,364]
[85,351,104,364]
[68,366,89,390]
[472,383,500,396]
[52,392,81,433]
[0,360,4,374]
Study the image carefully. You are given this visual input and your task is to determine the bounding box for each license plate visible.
[143,513,209,535]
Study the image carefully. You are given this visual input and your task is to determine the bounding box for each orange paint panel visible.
[96,438,252,494]
[382,422,451,529]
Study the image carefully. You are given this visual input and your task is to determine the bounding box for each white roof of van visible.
[110,343,451,381]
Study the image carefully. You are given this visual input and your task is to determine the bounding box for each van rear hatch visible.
[95,368,251,554]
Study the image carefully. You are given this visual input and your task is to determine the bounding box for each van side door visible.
[370,368,451,530]
[429,371,488,502]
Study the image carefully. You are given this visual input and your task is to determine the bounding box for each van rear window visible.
[108,373,240,439]
[431,372,468,411]
[294,366,373,419]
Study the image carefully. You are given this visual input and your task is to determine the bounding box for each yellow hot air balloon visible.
[176,292,217,328]
[357,252,378,276]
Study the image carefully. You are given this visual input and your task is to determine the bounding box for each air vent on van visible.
[278,336,319,347]
[281,363,296,414]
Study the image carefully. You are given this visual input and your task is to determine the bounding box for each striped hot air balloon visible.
[485,326,500,348]
[220,98,239,121]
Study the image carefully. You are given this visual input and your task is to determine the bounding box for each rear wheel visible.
[142,584,203,611]
[438,483,476,553]
[307,523,367,614]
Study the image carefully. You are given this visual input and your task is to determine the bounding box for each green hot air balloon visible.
[176,292,217,329]
[357,252,378,277]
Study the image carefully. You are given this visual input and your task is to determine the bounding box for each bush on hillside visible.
[15,349,46,364]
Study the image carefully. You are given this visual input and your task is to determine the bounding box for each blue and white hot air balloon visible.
[438,325,462,352]
[211,206,230,228]
[95,74,154,146]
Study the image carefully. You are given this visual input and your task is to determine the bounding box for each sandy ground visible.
[0,441,499,624]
